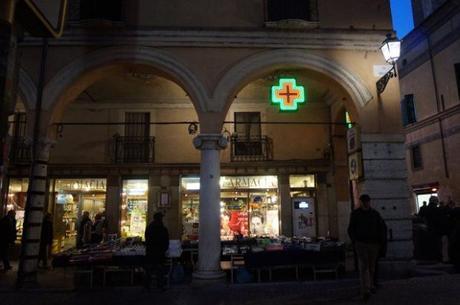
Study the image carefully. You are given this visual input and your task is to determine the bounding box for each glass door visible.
[121,179,148,239]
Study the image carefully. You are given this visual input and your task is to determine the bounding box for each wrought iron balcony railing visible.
[110,136,155,164]
[230,135,273,162]
[9,137,31,165]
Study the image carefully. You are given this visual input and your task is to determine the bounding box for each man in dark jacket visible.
[0,210,17,271]
[144,212,169,290]
[39,213,53,269]
[348,194,386,301]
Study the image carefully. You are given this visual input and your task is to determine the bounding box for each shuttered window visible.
[411,145,423,170]
[266,0,318,22]
[80,0,123,21]
[401,94,417,127]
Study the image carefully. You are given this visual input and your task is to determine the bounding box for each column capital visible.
[193,133,227,150]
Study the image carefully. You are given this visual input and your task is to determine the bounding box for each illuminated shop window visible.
[181,176,280,240]
[6,178,28,240]
[53,178,106,251]
[289,175,316,188]
[121,179,148,239]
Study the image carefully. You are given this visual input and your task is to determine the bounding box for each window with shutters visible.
[9,112,31,164]
[411,145,423,170]
[111,112,155,163]
[230,112,273,161]
[401,94,417,127]
[266,0,319,22]
[79,0,123,22]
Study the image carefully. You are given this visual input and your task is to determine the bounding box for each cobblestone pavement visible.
[0,274,459,305]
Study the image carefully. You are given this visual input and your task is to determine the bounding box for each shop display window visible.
[121,179,148,239]
[6,178,28,240]
[181,176,280,241]
[52,178,106,251]
[289,175,316,188]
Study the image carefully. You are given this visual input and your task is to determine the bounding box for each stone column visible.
[192,134,227,280]
[17,137,53,287]
[358,133,413,276]
[278,174,292,236]
[105,175,121,236]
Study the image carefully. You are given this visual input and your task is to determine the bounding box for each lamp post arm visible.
[376,64,397,95]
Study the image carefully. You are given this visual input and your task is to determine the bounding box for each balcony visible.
[9,137,31,165]
[230,135,273,162]
[110,136,155,164]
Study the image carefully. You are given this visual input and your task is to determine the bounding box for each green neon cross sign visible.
[271,78,306,111]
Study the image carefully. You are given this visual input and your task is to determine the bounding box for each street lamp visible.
[376,34,401,95]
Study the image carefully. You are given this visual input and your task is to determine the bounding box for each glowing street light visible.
[376,34,401,95]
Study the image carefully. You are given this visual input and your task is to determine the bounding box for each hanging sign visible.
[271,78,306,111]
[16,0,68,38]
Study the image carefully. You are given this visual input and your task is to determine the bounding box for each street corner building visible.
[399,0,460,213]
[2,0,416,281]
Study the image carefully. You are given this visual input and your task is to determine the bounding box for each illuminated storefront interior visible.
[52,178,107,251]
[181,176,281,240]
[6,178,28,240]
[121,179,148,238]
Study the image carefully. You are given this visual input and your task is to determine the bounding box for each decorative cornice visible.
[19,28,387,51]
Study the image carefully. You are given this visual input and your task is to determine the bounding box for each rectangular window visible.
[455,63,460,100]
[234,112,262,156]
[401,94,417,127]
[80,0,123,21]
[124,112,150,137]
[411,145,423,170]
[266,0,318,22]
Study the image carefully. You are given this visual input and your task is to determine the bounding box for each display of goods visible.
[265,243,284,251]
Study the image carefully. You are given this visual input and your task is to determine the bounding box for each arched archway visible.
[214,49,373,124]
[42,46,209,124]
[18,68,37,113]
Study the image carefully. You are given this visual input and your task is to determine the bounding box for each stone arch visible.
[18,68,37,112]
[214,49,373,121]
[42,46,209,123]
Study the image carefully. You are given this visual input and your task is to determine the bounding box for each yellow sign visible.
[17,0,68,38]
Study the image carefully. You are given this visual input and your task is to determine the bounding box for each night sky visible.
[390,0,415,38]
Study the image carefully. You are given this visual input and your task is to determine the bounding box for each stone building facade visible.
[399,0,460,212]
[4,0,412,279]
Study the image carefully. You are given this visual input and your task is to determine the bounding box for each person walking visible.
[39,212,53,269]
[348,194,387,301]
[0,210,17,271]
[76,211,92,249]
[144,212,169,291]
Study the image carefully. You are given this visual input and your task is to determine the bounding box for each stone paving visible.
[0,272,459,305]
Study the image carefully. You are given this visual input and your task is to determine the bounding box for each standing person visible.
[0,210,17,271]
[76,211,92,249]
[91,213,104,244]
[348,194,386,301]
[144,212,169,291]
[39,212,53,269]
[418,201,428,218]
